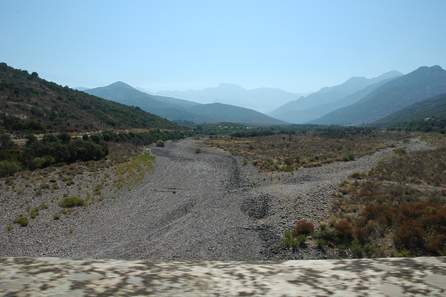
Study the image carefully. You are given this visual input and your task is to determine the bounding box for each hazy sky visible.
[1,0,445,93]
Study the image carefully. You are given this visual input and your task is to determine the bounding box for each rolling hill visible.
[87,82,284,126]
[0,63,175,133]
[157,83,304,113]
[271,71,402,123]
[314,66,446,125]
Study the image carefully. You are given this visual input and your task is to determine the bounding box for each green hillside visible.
[0,63,175,133]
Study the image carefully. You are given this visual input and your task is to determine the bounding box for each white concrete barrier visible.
[0,257,445,296]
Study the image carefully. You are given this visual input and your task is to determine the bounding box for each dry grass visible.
[369,147,446,186]
[115,151,155,189]
[419,132,446,148]
[207,133,399,171]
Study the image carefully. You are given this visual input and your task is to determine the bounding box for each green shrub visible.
[394,148,407,156]
[342,153,355,161]
[14,215,29,227]
[0,160,22,177]
[350,240,364,258]
[295,234,307,247]
[350,172,366,179]
[283,229,308,251]
[282,230,298,250]
[59,196,84,208]
[0,134,16,149]
[30,207,39,219]
[314,224,337,246]
[31,155,55,169]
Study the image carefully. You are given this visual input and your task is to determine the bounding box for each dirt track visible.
[1,138,431,260]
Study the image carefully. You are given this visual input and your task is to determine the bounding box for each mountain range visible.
[3,61,446,132]
[157,83,304,113]
[314,66,446,125]
[87,82,284,126]
[271,71,402,123]
[0,63,175,133]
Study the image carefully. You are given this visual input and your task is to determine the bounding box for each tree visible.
[0,134,15,150]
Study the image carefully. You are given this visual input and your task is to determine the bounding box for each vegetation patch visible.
[29,207,39,219]
[282,219,315,251]
[115,152,155,189]
[0,129,189,177]
[60,196,85,208]
[293,219,315,236]
[14,215,29,227]
[311,145,446,257]
[207,131,402,171]
[0,133,108,177]
[368,147,446,186]
[283,230,307,250]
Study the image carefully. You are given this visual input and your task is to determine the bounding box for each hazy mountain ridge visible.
[157,83,304,113]
[87,82,285,126]
[314,66,446,125]
[0,63,175,132]
[271,71,402,123]
[374,92,446,126]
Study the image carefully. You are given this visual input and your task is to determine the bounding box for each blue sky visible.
[1,0,445,93]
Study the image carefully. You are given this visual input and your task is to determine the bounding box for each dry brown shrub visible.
[334,219,353,240]
[293,219,315,236]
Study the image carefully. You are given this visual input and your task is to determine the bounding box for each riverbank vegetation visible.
[0,129,189,177]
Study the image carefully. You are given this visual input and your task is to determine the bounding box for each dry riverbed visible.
[0,137,432,260]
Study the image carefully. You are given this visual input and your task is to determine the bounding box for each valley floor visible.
[0,138,432,260]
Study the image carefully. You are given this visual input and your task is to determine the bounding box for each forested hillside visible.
[0,63,176,133]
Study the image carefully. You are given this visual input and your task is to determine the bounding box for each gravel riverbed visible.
[0,138,431,260]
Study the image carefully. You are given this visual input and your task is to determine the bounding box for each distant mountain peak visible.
[217,83,244,90]
[108,81,134,89]
[414,65,444,73]
[346,76,367,82]
[377,70,403,79]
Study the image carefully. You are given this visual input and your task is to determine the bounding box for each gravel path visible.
[1,138,431,260]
